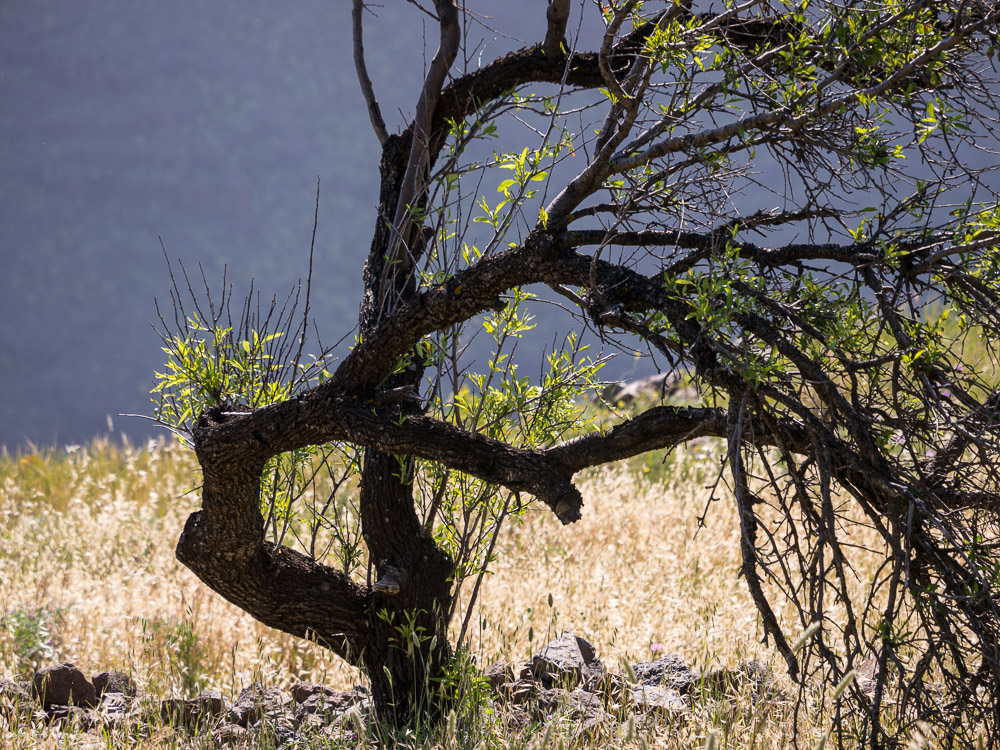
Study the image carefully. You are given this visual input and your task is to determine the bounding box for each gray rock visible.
[566,688,607,731]
[485,662,514,694]
[602,373,686,404]
[700,660,775,696]
[92,670,139,699]
[96,693,144,730]
[43,704,100,729]
[529,687,607,731]
[159,689,226,728]
[573,634,598,665]
[632,654,698,693]
[211,721,248,745]
[503,706,532,730]
[293,689,360,726]
[227,683,293,728]
[0,678,31,717]
[502,678,537,705]
[290,681,344,704]
[32,663,98,708]
[631,684,690,718]
[97,692,129,714]
[526,631,588,689]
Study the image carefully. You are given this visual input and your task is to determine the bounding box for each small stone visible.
[632,654,698,693]
[159,689,226,728]
[92,670,139,699]
[502,678,537,705]
[228,683,292,728]
[98,692,129,714]
[631,684,690,718]
[32,663,98,708]
[290,681,343,704]
[503,706,532,730]
[566,688,607,731]
[485,662,514,694]
[0,678,31,718]
[211,721,247,745]
[44,704,100,729]
[700,660,780,702]
[293,690,359,726]
[574,635,598,665]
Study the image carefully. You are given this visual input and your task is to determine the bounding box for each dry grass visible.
[0,437,881,748]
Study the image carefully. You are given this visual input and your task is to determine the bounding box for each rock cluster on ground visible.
[483,630,781,733]
[0,632,786,745]
[0,662,367,745]
[600,373,700,405]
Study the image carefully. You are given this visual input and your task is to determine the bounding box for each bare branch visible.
[352,0,390,147]
[379,0,461,310]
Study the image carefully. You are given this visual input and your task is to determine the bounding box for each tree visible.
[152,0,1000,745]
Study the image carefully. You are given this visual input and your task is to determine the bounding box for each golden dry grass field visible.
[0,437,890,749]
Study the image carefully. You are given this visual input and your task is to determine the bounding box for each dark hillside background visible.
[0,1,590,449]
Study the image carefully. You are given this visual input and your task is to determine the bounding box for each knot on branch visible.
[372,561,408,595]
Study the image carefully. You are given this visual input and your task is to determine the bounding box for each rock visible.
[601,373,686,405]
[43,704,100,729]
[631,684,690,718]
[573,634,598,665]
[501,678,537,705]
[97,691,129,714]
[854,654,882,698]
[159,689,226,728]
[0,678,31,717]
[632,655,698,693]
[290,681,343,704]
[529,687,607,732]
[566,688,607,732]
[485,662,514,694]
[700,660,781,702]
[96,693,143,730]
[503,706,532,730]
[211,722,248,745]
[227,683,293,728]
[293,689,360,726]
[294,687,356,713]
[297,711,326,732]
[526,631,591,689]
[32,663,98,708]
[92,670,139,699]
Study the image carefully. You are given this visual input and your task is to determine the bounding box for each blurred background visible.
[1,1,593,450]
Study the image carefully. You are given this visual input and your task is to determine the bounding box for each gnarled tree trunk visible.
[162,2,1000,744]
